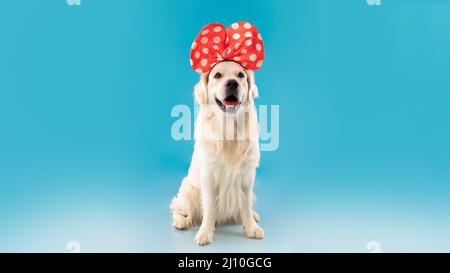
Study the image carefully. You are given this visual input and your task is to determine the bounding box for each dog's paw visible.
[194,229,214,245]
[244,224,264,239]
[172,213,190,230]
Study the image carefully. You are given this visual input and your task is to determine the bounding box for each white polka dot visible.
[200,37,208,44]
[225,37,229,44]
[191,42,197,49]
[212,45,219,50]
[257,33,262,40]
[234,43,241,49]
[233,56,241,61]
[202,29,209,35]
[226,47,231,55]
[256,43,262,51]
[244,32,253,38]
[190,59,193,65]
[202,48,209,54]
[200,59,208,66]
[245,39,252,46]
[241,48,247,54]
[195,68,203,73]
[249,54,257,61]
[194,51,200,59]
[213,26,222,32]
[256,60,263,68]
[244,23,251,29]
[231,23,239,29]
[241,62,248,67]
[216,53,223,61]
[213,36,221,43]
[232,33,240,40]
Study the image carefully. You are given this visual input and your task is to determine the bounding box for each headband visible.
[189,21,264,73]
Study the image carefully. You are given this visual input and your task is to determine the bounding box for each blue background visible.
[1,0,450,252]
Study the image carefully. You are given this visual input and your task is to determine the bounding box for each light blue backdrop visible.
[1,0,449,252]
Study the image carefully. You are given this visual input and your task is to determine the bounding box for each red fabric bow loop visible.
[190,21,264,73]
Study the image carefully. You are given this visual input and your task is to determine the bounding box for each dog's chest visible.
[210,154,256,223]
[210,142,256,188]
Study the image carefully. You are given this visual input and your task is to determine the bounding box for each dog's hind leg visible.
[252,210,260,222]
[170,177,202,230]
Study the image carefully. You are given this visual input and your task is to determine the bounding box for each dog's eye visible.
[237,72,245,78]
[214,72,222,79]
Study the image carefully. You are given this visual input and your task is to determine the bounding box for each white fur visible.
[170,61,264,245]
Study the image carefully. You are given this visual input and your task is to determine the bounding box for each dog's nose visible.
[225,80,239,91]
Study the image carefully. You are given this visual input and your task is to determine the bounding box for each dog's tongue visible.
[223,100,240,106]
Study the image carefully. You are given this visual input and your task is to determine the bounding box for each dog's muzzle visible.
[215,80,242,113]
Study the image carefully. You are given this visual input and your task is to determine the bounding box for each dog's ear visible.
[246,70,259,103]
[194,72,209,105]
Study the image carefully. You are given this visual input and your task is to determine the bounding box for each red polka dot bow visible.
[190,21,264,73]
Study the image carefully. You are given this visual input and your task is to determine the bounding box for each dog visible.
[170,60,263,245]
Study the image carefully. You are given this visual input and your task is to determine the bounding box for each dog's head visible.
[194,61,258,115]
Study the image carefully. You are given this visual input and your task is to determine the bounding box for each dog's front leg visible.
[241,170,264,239]
[194,169,216,245]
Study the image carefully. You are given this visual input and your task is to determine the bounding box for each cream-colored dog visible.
[170,61,263,245]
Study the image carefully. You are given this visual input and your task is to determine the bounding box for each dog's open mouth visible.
[215,95,241,113]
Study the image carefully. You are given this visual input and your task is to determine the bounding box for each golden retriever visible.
[170,61,263,245]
